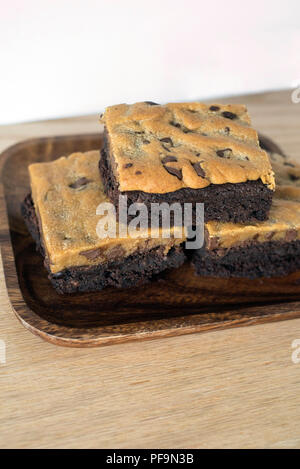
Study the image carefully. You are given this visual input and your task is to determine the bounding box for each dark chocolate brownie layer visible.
[21,193,43,251]
[192,240,300,279]
[99,139,273,224]
[22,194,185,294]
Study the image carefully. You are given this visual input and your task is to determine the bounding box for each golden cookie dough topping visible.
[101,101,275,193]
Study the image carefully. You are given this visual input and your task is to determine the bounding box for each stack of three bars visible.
[24,100,297,294]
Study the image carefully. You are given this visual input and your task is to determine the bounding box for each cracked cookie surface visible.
[28,150,185,274]
[101,101,275,193]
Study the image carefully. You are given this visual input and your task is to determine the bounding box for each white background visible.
[0,0,299,124]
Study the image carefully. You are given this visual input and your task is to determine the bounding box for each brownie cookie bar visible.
[99,101,275,223]
[22,151,186,294]
[192,149,300,279]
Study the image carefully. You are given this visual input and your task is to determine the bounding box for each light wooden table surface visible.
[0,89,300,449]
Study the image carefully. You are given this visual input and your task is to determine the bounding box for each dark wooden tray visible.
[1,133,300,347]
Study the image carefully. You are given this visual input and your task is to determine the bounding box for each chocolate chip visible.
[80,247,103,260]
[209,105,220,112]
[170,121,181,128]
[144,101,159,106]
[222,111,237,120]
[135,171,142,175]
[289,173,300,181]
[195,152,201,157]
[224,126,230,134]
[191,161,206,178]
[161,155,178,164]
[124,163,133,168]
[143,139,150,144]
[216,148,232,158]
[163,165,182,180]
[160,137,173,146]
[284,162,295,167]
[69,177,91,189]
[161,144,171,152]
[285,229,297,242]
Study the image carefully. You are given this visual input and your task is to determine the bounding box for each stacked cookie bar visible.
[100,101,274,223]
[22,151,186,294]
[23,99,300,294]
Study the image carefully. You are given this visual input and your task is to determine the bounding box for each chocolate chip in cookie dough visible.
[135,171,142,175]
[160,137,173,146]
[289,173,300,181]
[69,177,92,189]
[144,101,159,106]
[161,155,178,164]
[224,126,230,134]
[161,144,171,152]
[80,247,103,260]
[216,148,232,158]
[222,111,237,120]
[163,165,182,180]
[170,121,192,133]
[124,163,133,168]
[284,162,295,168]
[191,161,206,178]
[170,121,181,129]
[209,105,220,112]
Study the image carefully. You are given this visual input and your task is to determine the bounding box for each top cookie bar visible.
[100,101,275,223]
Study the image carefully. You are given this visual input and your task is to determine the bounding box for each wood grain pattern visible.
[1,131,300,347]
[1,90,300,449]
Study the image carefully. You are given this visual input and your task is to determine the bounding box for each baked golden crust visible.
[101,101,275,193]
[29,151,185,273]
[205,152,300,249]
